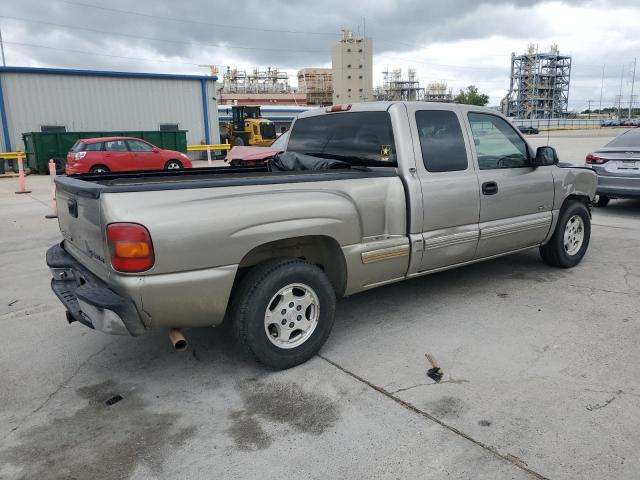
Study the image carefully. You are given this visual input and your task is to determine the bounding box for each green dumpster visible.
[22,130,188,173]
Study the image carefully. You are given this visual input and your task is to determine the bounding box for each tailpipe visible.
[168,329,187,351]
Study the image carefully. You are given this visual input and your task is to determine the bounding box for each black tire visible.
[165,160,182,170]
[232,136,246,147]
[89,165,109,174]
[52,158,65,174]
[229,258,336,369]
[595,195,610,207]
[540,200,591,268]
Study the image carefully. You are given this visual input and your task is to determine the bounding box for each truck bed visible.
[56,166,398,197]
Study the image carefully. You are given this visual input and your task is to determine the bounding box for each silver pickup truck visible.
[47,102,597,369]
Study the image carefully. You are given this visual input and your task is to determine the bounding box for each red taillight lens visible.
[106,223,154,272]
[585,153,608,165]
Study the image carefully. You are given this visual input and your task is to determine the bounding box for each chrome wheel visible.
[264,283,320,349]
[563,215,584,255]
[166,161,181,170]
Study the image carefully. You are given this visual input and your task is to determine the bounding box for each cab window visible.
[416,110,468,172]
[287,111,396,166]
[468,113,528,169]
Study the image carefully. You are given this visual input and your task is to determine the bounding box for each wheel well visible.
[90,164,109,171]
[236,235,347,295]
[564,194,592,216]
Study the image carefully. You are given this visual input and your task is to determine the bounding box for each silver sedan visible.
[586,128,640,206]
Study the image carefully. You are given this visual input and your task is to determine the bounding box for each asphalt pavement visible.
[1,132,639,479]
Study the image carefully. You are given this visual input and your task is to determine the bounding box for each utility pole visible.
[629,57,637,119]
[599,64,605,114]
[587,99,592,119]
[618,64,625,119]
[0,23,6,67]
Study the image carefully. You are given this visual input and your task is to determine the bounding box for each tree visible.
[453,85,490,106]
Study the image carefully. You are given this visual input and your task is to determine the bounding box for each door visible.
[127,139,163,170]
[466,112,554,258]
[410,107,481,272]
[103,139,133,171]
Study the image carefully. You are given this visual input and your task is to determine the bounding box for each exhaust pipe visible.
[168,329,187,351]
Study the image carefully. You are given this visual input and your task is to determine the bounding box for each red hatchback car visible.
[66,137,192,174]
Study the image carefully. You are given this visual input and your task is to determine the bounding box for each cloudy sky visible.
[1,0,639,109]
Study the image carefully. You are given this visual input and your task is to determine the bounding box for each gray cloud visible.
[1,0,638,108]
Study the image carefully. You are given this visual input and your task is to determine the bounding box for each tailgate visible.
[56,185,109,280]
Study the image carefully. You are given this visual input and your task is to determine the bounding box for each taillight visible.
[74,151,87,161]
[106,223,154,272]
[326,104,352,113]
[585,153,608,165]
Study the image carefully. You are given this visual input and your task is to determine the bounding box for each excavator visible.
[220,106,277,147]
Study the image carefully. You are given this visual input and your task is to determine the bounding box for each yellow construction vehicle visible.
[220,106,277,147]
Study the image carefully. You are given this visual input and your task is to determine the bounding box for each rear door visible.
[408,105,480,272]
[127,139,163,170]
[104,139,133,171]
[466,112,554,258]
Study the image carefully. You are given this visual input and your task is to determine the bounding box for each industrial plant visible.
[503,44,572,119]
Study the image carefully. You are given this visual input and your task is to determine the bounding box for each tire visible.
[539,200,591,268]
[229,258,336,369]
[595,195,610,207]
[233,136,246,147]
[52,158,65,174]
[165,160,182,170]
[89,165,109,174]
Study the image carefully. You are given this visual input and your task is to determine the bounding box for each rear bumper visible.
[47,243,145,336]
[596,174,640,198]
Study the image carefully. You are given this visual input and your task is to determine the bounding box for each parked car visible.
[586,128,640,206]
[48,102,596,369]
[65,137,192,174]
[517,125,539,134]
[601,120,613,127]
[225,131,289,166]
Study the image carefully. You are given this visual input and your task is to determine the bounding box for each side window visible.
[127,140,153,152]
[85,143,103,151]
[468,113,528,169]
[105,140,128,152]
[416,110,468,172]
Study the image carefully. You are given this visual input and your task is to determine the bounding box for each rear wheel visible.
[594,195,610,207]
[89,165,109,174]
[540,200,591,268]
[52,157,65,174]
[229,258,336,369]
[165,160,182,170]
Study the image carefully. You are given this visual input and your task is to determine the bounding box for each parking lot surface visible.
[1,132,639,479]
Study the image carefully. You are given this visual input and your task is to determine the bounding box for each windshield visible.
[287,111,397,167]
[605,129,640,148]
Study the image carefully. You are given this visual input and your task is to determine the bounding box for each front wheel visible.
[540,200,591,268]
[165,160,182,170]
[229,258,336,369]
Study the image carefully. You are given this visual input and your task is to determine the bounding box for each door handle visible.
[482,181,498,195]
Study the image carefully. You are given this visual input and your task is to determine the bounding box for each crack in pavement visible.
[2,342,113,441]
[319,354,550,480]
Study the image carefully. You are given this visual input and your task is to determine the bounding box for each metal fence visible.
[510,118,602,130]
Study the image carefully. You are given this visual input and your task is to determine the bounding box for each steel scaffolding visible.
[505,44,571,119]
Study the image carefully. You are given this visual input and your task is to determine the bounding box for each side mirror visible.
[533,146,558,167]
[152,147,160,153]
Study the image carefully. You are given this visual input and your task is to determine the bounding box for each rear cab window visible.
[287,111,397,167]
[416,110,468,172]
[70,141,85,153]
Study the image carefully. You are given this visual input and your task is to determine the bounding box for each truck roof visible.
[296,101,501,120]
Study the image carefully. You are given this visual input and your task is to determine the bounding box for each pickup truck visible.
[47,102,597,369]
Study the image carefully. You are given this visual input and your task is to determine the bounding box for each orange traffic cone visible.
[14,155,31,194]
[45,159,58,219]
